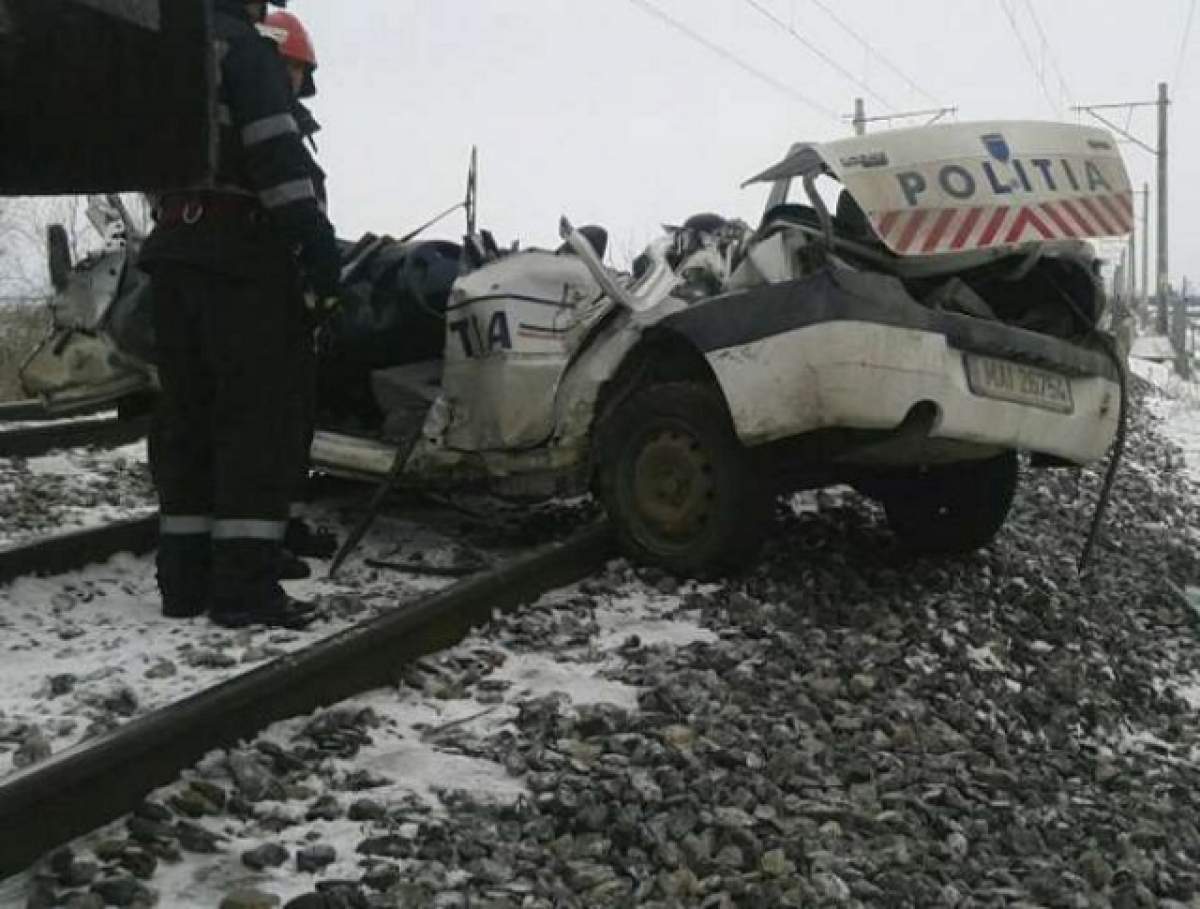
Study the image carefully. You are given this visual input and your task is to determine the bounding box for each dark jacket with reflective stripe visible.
[294,101,327,212]
[140,2,339,297]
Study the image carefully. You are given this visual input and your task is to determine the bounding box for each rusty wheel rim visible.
[630,427,715,544]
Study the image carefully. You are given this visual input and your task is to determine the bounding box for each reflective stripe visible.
[242,113,298,146]
[161,515,213,535]
[177,181,257,199]
[212,40,228,168]
[213,182,258,199]
[212,519,287,542]
[259,178,316,209]
[213,40,229,101]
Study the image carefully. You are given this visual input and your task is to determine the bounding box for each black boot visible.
[279,550,313,580]
[210,540,319,629]
[210,589,317,629]
[157,533,211,618]
[285,517,339,559]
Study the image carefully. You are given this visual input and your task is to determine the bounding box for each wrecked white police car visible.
[24,121,1131,575]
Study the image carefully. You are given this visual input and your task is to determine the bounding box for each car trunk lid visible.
[746,120,1133,258]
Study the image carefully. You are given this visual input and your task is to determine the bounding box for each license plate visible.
[964,355,1074,414]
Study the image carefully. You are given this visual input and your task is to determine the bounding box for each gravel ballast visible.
[9,378,1200,908]
[0,441,155,548]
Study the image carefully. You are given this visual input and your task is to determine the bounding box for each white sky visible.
[298,0,1200,286]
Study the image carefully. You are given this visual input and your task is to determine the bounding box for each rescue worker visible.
[140,0,342,628]
[260,7,339,575]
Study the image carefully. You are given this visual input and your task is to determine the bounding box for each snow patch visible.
[966,643,1006,672]
[1174,682,1200,711]
[593,590,718,651]
[491,651,639,710]
[0,509,472,779]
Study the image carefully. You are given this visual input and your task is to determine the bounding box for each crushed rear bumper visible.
[662,270,1119,466]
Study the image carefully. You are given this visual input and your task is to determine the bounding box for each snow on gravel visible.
[137,591,708,907]
[1130,358,1200,477]
[1,440,155,548]
[3,575,706,908]
[0,509,477,780]
[15,359,1200,907]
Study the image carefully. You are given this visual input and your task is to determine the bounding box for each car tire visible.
[596,381,770,577]
[879,452,1019,554]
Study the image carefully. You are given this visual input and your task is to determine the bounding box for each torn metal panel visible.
[440,250,604,451]
[433,233,685,458]
[21,330,151,411]
[560,218,681,314]
[550,311,647,452]
[51,249,128,332]
[742,144,825,188]
[726,231,806,289]
[310,432,397,480]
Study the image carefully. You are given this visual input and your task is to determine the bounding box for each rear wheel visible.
[878,452,1019,554]
[596,381,770,577]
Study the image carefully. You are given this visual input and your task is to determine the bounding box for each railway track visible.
[0,399,113,424]
[0,414,149,459]
[0,514,159,585]
[0,515,613,875]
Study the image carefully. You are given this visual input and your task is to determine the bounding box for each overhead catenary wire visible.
[999,0,1060,116]
[625,0,842,122]
[1173,0,1198,94]
[803,0,942,107]
[740,0,895,112]
[1021,0,1073,108]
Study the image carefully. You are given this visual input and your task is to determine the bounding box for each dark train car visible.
[0,0,212,194]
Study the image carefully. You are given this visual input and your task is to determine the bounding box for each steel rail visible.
[0,399,119,423]
[0,515,159,586]
[0,416,149,459]
[0,522,614,875]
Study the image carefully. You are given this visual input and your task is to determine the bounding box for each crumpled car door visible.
[20,200,155,411]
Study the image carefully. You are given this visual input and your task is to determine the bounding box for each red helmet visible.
[261,10,318,97]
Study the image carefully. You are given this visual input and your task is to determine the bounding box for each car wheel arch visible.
[590,327,731,451]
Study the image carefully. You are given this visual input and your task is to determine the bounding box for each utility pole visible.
[1113,249,1128,309]
[1142,184,1152,305]
[1127,214,1137,302]
[1157,82,1169,336]
[1175,276,1190,378]
[1074,84,1172,363]
[844,99,957,135]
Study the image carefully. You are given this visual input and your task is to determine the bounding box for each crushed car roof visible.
[746,120,1133,257]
